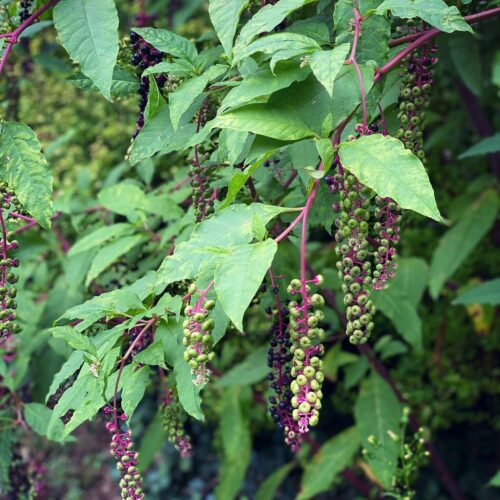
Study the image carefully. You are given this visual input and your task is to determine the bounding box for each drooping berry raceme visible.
[103,406,145,500]
[287,276,325,434]
[161,387,192,457]
[129,30,166,138]
[266,280,301,451]
[182,296,216,385]
[397,43,437,162]
[18,0,33,22]
[0,183,21,344]
[124,321,155,361]
[329,169,376,345]
[371,196,402,290]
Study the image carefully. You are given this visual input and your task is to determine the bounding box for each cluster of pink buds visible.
[103,406,145,500]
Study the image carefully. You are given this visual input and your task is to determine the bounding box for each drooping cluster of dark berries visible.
[161,387,192,457]
[191,102,216,222]
[371,196,402,290]
[330,170,377,344]
[0,183,21,344]
[129,31,166,138]
[18,0,33,22]
[266,286,302,450]
[103,407,145,500]
[397,46,437,162]
[6,444,46,499]
[124,321,156,361]
[183,297,216,385]
[287,276,325,434]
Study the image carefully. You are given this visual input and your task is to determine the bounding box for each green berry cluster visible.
[0,182,21,343]
[182,298,216,385]
[161,388,192,457]
[333,172,376,344]
[287,277,326,433]
[396,48,436,162]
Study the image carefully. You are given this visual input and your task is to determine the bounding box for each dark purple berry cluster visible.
[18,0,32,23]
[124,322,155,361]
[397,46,437,162]
[0,183,21,344]
[103,407,145,500]
[161,387,192,457]
[129,31,166,138]
[266,292,302,451]
[287,276,325,434]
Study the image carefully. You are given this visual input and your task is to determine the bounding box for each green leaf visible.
[53,0,119,100]
[132,27,197,64]
[85,234,147,286]
[339,134,442,221]
[459,133,500,159]
[371,293,422,351]
[137,412,167,472]
[121,365,150,417]
[233,32,320,66]
[488,471,500,488]
[429,190,498,299]
[142,60,195,78]
[219,63,309,114]
[133,341,167,368]
[376,0,472,33]
[215,103,317,141]
[46,350,84,402]
[24,402,68,442]
[255,462,296,500]
[453,279,500,306]
[235,0,315,49]
[0,122,53,228]
[68,223,135,257]
[209,0,249,56]
[50,326,97,357]
[214,239,277,330]
[315,138,334,172]
[144,77,166,122]
[449,33,483,97]
[221,151,275,208]
[354,373,403,488]
[299,427,360,499]
[308,44,350,97]
[68,66,139,98]
[216,346,270,387]
[215,386,251,500]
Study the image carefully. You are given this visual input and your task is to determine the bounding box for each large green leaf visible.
[132,27,197,64]
[50,326,97,357]
[453,279,500,306]
[233,32,320,66]
[459,133,500,159]
[68,66,138,98]
[24,403,67,443]
[209,0,248,56]
[376,0,472,33]
[219,62,309,113]
[429,190,499,299]
[0,122,53,228]
[256,462,296,500]
[214,239,277,330]
[215,103,317,141]
[449,33,483,97]
[354,373,403,488]
[308,44,350,97]
[216,346,270,387]
[53,0,119,100]
[85,234,147,286]
[121,364,150,417]
[68,223,135,257]
[215,387,251,500]
[235,0,315,49]
[339,134,442,221]
[299,427,361,499]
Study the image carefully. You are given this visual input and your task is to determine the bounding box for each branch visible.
[0,0,60,75]
[376,6,500,81]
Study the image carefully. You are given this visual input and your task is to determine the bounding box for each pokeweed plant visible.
[0,0,499,499]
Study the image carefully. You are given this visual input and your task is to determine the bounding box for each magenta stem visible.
[0,0,60,75]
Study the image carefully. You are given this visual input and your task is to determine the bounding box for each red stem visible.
[0,0,60,75]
